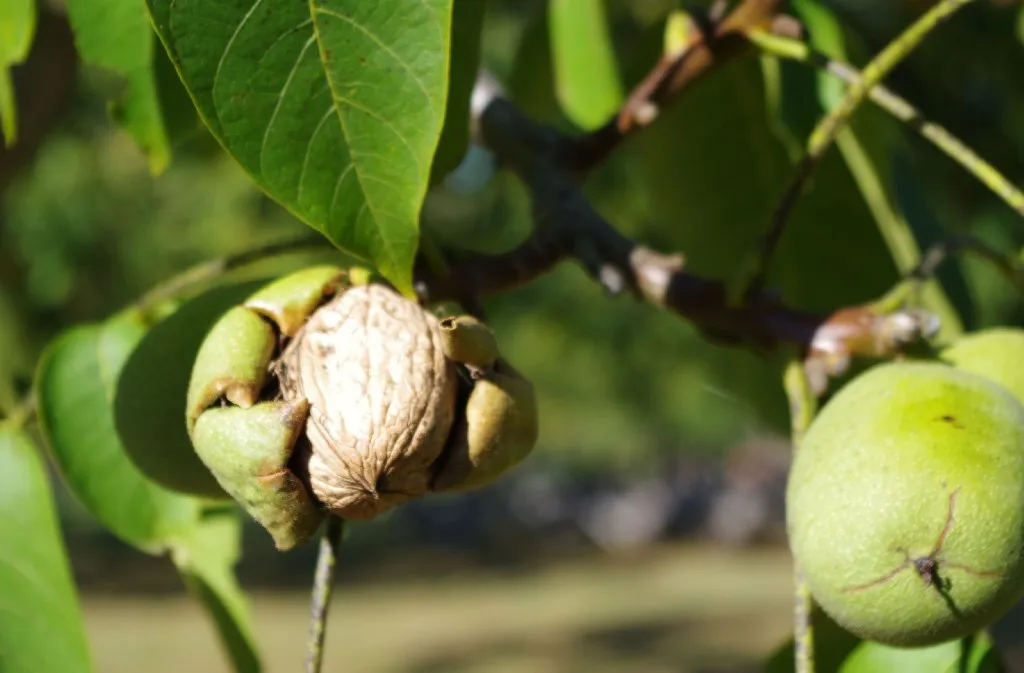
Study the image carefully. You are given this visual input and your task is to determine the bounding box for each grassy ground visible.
[83,543,795,673]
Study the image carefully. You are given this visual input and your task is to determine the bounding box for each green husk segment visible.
[787,361,1024,647]
[432,365,539,492]
[941,327,1024,403]
[191,400,324,551]
[439,315,500,372]
[244,265,347,338]
[185,307,276,431]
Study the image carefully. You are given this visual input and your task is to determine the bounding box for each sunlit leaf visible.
[35,311,199,552]
[431,0,487,184]
[764,607,1002,673]
[549,0,624,130]
[148,0,455,293]
[0,424,92,673]
[173,505,261,673]
[115,281,268,499]
[840,633,1002,673]
[65,0,172,173]
[0,0,35,146]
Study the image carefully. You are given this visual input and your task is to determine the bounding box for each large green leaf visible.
[148,0,455,293]
[780,0,968,340]
[35,311,199,552]
[549,0,624,130]
[764,607,1001,673]
[115,280,268,499]
[65,0,171,173]
[840,634,1003,673]
[172,505,261,673]
[764,608,861,673]
[0,424,92,673]
[0,0,35,146]
[430,0,487,184]
[623,38,897,428]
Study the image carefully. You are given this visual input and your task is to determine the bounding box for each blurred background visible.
[2,0,1023,671]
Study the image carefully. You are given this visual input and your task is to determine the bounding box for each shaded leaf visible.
[173,505,261,673]
[764,607,862,673]
[626,38,896,428]
[0,424,92,673]
[35,311,199,552]
[148,0,455,293]
[115,280,269,499]
[0,0,35,146]
[764,607,1003,673]
[549,0,624,130]
[65,0,171,173]
[431,0,487,184]
[783,0,968,340]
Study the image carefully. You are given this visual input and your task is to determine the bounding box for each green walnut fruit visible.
[941,327,1024,403]
[787,361,1024,647]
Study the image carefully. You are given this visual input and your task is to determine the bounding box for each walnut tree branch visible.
[562,0,784,173]
[414,78,937,395]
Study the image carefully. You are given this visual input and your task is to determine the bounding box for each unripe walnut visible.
[787,362,1024,647]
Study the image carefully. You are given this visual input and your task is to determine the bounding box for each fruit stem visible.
[305,517,344,673]
[785,359,819,673]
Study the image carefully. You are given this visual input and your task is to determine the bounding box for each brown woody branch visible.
[414,0,938,395]
[563,0,785,172]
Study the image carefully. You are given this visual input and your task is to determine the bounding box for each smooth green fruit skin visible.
[942,327,1024,403]
[787,361,1024,647]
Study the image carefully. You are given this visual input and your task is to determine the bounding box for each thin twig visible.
[305,517,344,673]
[743,0,980,297]
[136,234,331,312]
[784,360,818,673]
[563,0,783,172]
[747,29,1024,219]
[911,236,1024,291]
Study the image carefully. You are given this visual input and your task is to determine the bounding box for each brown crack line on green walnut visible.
[840,486,1005,618]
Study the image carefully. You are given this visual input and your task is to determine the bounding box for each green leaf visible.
[0,424,92,673]
[430,0,487,184]
[628,37,897,428]
[764,607,862,673]
[549,0,624,130]
[764,608,1002,673]
[35,311,199,552]
[782,0,966,341]
[115,280,269,499]
[840,634,1003,673]
[0,0,35,146]
[65,0,171,173]
[148,0,455,293]
[172,505,261,673]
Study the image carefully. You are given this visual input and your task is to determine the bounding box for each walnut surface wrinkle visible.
[277,284,457,520]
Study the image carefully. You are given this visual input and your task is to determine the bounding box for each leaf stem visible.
[136,234,331,313]
[784,359,818,673]
[305,517,343,673]
[744,0,982,296]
